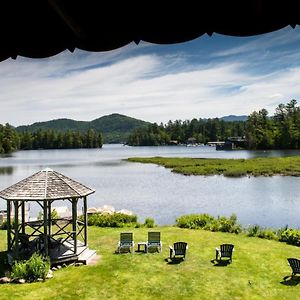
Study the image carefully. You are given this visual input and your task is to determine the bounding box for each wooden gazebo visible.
[0,168,96,265]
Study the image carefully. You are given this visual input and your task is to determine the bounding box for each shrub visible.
[279,229,300,246]
[144,218,155,228]
[176,214,214,229]
[0,220,8,230]
[247,225,261,237]
[87,213,138,227]
[11,253,50,282]
[213,214,242,234]
[257,229,278,240]
[176,213,241,234]
[0,220,15,230]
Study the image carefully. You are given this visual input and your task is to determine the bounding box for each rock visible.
[0,277,11,284]
[51,267,58,271]
[48,269,53,275]
[75,262,84,267]
[56,265,62,269]
[87,207,98,214]
[37,278,44,282]
[98,205,115,214]
[117,209,133,216]
[46,273,53,279]
[18,279,26,284]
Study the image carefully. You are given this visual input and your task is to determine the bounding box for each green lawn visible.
[0,227,300,299]
[127,156,300,177]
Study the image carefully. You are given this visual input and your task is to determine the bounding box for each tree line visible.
[127,99,300,150]
[1,99,300,154]
[0,126,103,154]
[246,99,300,149]
[127,118,246,146]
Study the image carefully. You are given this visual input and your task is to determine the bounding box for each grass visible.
[0,227,300,299]
[127,156,300,177]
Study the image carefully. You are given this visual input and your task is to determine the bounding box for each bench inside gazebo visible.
[0,168,96,265]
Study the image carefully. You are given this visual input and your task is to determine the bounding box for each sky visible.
[1,25,300,126]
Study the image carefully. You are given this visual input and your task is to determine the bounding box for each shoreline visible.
[127,156,300,177]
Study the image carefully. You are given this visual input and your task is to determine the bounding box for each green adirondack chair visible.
[117,232,134,254]
[215,244,234,262]
[287,258,300,277]
[146,232,162,253]
[169,242,188,261]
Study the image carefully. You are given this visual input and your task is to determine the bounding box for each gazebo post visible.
[43,200,49,256]
[72,198,78,254]
[6,200,11,250]
[21,201,25,234]
[48,200,52,236]
[13,200,19,257]
[83,196,88,246]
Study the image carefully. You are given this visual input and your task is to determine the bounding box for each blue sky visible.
[1,25,300,126]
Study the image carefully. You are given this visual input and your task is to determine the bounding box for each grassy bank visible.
[0,227,300,299]
[127,156,300,177]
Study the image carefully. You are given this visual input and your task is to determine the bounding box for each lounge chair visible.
[117,232,134,254]
[146,232,162,253]
[215,243,234,262]
[169,242,188,261]
[287,258,300,277]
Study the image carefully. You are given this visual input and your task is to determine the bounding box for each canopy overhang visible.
[0,1,299,62]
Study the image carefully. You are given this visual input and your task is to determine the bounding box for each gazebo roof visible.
[0,168,95,201]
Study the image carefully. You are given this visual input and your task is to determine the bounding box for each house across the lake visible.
[208,137,247,150]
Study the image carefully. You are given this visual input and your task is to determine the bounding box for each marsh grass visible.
[0,227,300,299]
[127,156,300,177]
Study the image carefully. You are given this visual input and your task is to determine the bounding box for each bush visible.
[11,253,50,282]
[0,220,8,230]
[87,213,138,227]
[0,220,15,230]
[144,218,155,228]
[279,229,300,246]
[247,225,261,237]
[176,213,242,234]
[38,209,59,221]
[257,229,278,240]
[176,214,214,229]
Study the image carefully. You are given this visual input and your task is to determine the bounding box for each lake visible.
[0,145,300,229]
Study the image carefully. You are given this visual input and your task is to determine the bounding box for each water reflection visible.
[0,166,13,175]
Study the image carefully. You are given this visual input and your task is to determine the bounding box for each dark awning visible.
[0,1,299,62]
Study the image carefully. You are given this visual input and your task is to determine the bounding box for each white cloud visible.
[1,29,300,126]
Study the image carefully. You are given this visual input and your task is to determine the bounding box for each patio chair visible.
[287,258,300,277]
[215,244,234,262]
[169,242,188,261]
[146,232,162,253]
[18,233,31,252]
[117,232,134,254]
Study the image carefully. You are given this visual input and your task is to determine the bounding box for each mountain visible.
[220,115,248,122]
[16,113,149,143]
[17,118,90,132]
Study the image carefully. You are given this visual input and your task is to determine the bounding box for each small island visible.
[127,156,300,177]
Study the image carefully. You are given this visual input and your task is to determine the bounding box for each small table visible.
[137,242,147,253]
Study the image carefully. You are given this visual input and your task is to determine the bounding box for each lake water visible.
[0,145,300,229]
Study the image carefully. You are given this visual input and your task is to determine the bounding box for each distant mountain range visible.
[17,113,149,143]
[220,115,248,122]
[16,114,248,143]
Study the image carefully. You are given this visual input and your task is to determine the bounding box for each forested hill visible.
[17,113,149,143]
[221,115,248,122]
